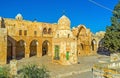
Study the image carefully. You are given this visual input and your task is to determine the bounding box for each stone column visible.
[25,46,30,58]
[37,45,42,57]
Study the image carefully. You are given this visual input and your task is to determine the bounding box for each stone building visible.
[0,14,97,65]
[72,25,97,56]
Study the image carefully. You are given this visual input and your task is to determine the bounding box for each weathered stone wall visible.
[93,61,120,78]
[0,28,7,64]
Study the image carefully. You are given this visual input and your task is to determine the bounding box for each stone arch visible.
[43,27,47,34]
[16,40,25,60]
[42,40,50,56]
[77,25,87,38]
[48,28,52,34]
[80,43,84,50]
[7,40,13,63]
[91,39,97,51]
[7,36,16,63]
[30,40,38,57]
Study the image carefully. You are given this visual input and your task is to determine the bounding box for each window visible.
[34,31,37,36]
[48,28,52,34]
[24,30,27,36]
[57,34,59,38]
[43,28,47,34]
[68,34,70,38]
[19,30,22,35]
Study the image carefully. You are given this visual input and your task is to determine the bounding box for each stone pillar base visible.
[25,54,29,58]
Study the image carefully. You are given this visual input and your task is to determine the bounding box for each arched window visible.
[68,34,70,38]
[48,28,52,34]
[43,28,47,34]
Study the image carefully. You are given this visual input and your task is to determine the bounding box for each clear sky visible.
[0,0,118,33]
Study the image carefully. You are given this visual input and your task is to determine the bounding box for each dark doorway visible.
[30,40,38,57]
[7,40,12,63]
[16,40,25,60]
[42,40,49,56]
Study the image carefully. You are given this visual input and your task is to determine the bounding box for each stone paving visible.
[16,54,110,78]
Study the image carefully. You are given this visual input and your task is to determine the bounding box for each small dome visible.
[15,13,23,20]
[58,15,70,30]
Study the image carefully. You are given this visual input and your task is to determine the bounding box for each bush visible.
[0,66,10,78]
[20,64,50,78]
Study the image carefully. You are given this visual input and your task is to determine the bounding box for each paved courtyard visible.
[16,54,110,78]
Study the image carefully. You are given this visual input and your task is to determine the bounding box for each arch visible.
[42,40,50,56]
[77,25,87,38]
[43,28,47,34]
[91,39,97,51]
[16,40,25,60]
[30,40,38,57]
[7,40,13,63]
[7,36,16,63]
[80,43,84,50]
[48,28,52,34]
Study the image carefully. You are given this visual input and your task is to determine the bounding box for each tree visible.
[103,1,120,53]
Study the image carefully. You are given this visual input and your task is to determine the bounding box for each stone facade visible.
[0,14,97,65]
[72,25,97,56]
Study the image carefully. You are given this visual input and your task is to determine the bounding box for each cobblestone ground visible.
[16,54,110,78]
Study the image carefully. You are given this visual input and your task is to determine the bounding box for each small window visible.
[24,30,27,36]
[68,34,70,38]
[19,30,22,35]
[34,31,37,36]
[57,34,59,38]
[48,28,52,34]
[43,28,47,34]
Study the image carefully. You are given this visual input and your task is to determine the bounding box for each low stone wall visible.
[93,61,120,78]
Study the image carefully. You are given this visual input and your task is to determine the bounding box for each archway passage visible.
[30,40,38,57]
[16,40,25,60]
[92,39,96,51]
[7,40,13,63]
[42,40,49,56]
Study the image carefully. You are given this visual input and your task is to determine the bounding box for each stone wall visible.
[93,61,120,78]
[0,28,7,64]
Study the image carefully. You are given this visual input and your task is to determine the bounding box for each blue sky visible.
[0,0,118,33]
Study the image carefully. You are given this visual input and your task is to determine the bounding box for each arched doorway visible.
[7,40,12,63]
[42,40,49,56]
[16,40,25,60]
[30,40,38,57]
[80,43,84,50]
[91,39,97,51]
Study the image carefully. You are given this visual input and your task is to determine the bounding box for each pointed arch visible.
[16,40,25,60]
[30,40,38,57]
[91,39,97,51]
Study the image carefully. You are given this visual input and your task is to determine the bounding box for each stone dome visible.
[15,13,23,20]
[58,15,70,30]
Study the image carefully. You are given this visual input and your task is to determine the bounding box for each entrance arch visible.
[91,39,97,51]
[16,40,25,60]
[42,40,50,56]
[30,40,38,57]
[7,40,13,63]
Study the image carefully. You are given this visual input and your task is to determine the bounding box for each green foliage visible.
[20,64,50,78]
[103,2,120,53]
[0,66,10,78]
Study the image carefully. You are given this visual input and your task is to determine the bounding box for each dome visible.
[15,13,23,20]
[58,15,70,30]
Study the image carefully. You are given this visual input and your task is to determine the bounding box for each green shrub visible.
[20,64,50,78]
[0,66,10,78]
